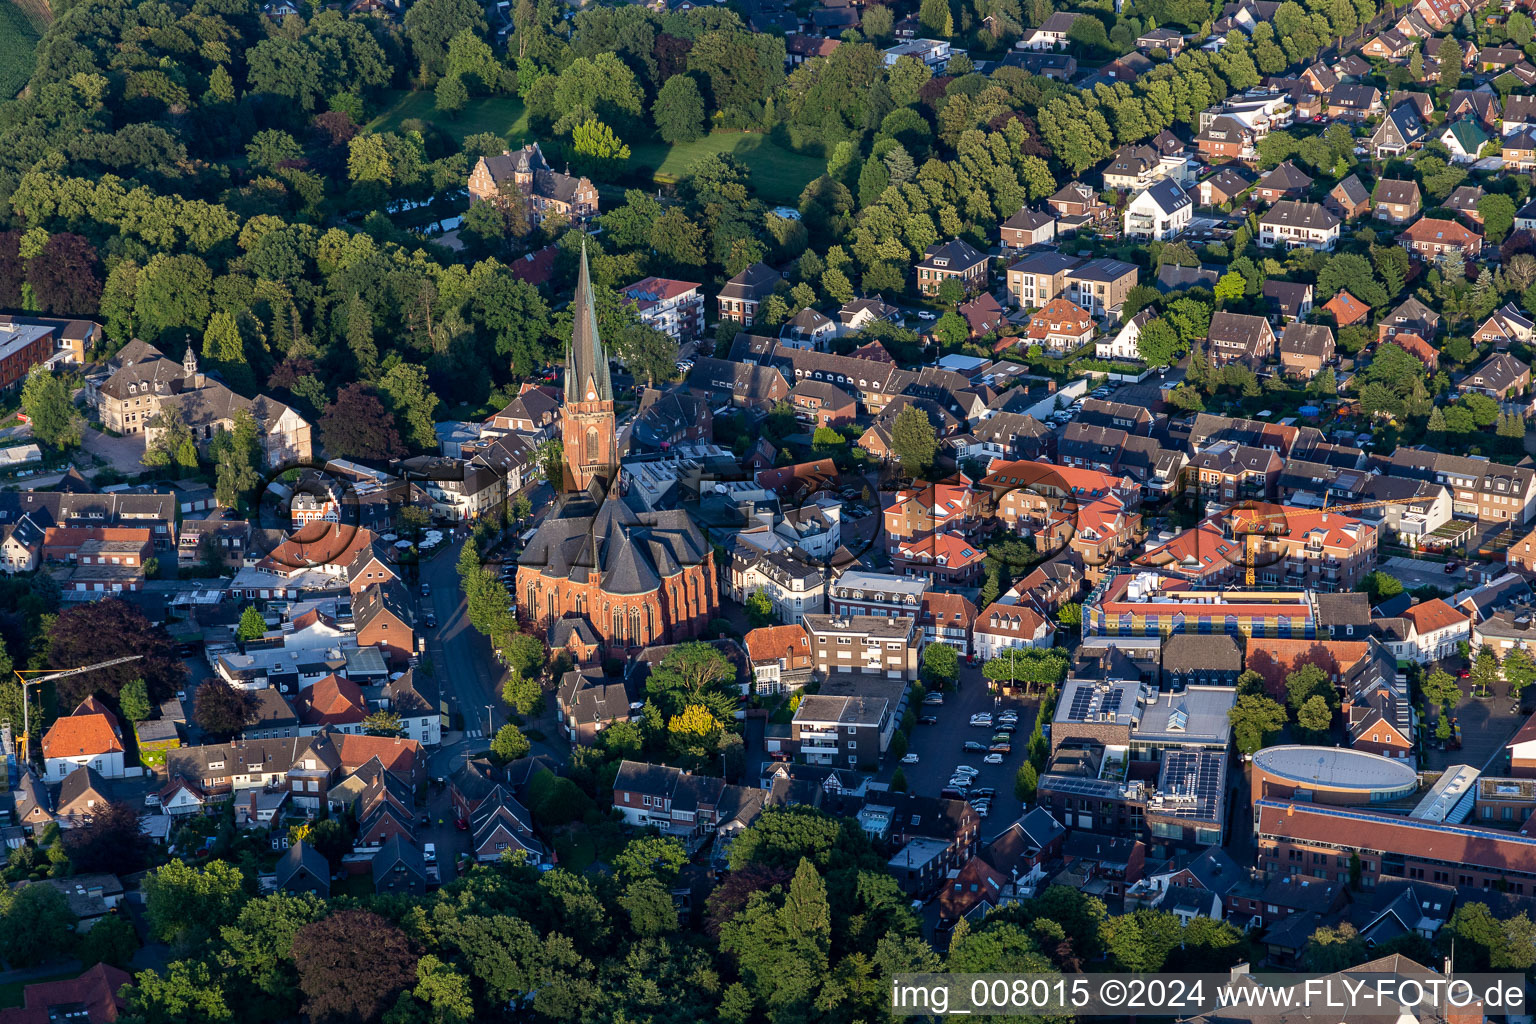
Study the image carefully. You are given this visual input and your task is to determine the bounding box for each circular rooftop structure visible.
[1253,745,1418,801]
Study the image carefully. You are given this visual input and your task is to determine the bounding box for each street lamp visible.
[484,705,493,736]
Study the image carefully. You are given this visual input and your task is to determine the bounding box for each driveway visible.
[880,663,1039,831]
[81,427,147,475]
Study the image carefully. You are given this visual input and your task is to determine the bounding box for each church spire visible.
[565,242,613,406]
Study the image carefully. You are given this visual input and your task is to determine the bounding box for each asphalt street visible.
[421,535,506,744]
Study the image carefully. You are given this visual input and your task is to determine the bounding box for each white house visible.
[1096,309,1153,360]
[1020,11,1076,49]
[1382,599,1472,663]
[41,701,127,783]
[1123,179,1192,241]
[973,599,1054,660]
[1258,201,1340,251]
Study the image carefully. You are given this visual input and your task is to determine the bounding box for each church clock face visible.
[587,390,595,400]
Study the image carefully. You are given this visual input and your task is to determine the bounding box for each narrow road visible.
[423,536,505,743]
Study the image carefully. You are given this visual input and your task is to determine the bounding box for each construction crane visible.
[1225,495,1427,587]
[12,655,144,764]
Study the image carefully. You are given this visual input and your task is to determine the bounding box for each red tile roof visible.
[338,733,421,775]
[41,713,124,759]
[1402,598,1468,635]
[1324,290,1369,326]
[744,624,811,664]
[301,673,367,726]
[0,963,132,1024]
[1244,638,1372,695]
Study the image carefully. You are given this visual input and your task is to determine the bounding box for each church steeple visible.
[565,243,613,406]
[560,242,617,494]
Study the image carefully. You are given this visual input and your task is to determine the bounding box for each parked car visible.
[963,741,988,752]
[970,714,993,727]
[953,765,980,777]
[989,743,1012,755]
[900,753,920,764]
[424,611,437,628]
[971,787,995,799]
[983,753,1005,764]
[990,733,1012,744]
[917,310,937,321]
[421,583,431,596]
[918,715,939,725]
[924,693,945,705]
[940,787,968,799]
[995,722,1016,734]
[423,843,437,864]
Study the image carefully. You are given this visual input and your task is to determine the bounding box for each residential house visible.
[999,208,1056,249]
[1020,10,1076,48]
[371,834,428,895]
[685,358,790,411]
[1440,117,1493,164]
[1137,27,1184,54]
[958,294,1006,338]
[745,623,814,694]
[1065,259,1138,318]
[1047,181,1111,231]
[1327,175,1371,221]
[717,263,782,326]
[1096,309,1153,360]
[352,579,416,665]
[1196,116,1257,164]
[789,380,857,428]
[54,765,112,827]
[915,239,988,296]
[1326,83,1382,119]
[467,142,597,226]
[1504,93,1536,135]
[780,306,838,350]
[1187,442,1283,502]
[1279,323,1336,379]
[1264,281,1315,322]
[1503,129,1536,171]
[1208,311,1277,368]
[620,278,704,341]
[1259,201,1340,250]
[1025,298,1095,353]
[1458,352,1530,401]
[555,668,635,745]
[1255,161,1314,203]
[1324,290,1370,328]
[275,840,331,897]
[802,613,919,681]
[1361,29,1414,59]
[835,296,902,335]
[1123,179,1193,240]
[1474,303,1536,348]
[1400,218,1484,260]
[1005,251,1080,309]
[1198,165,1256,206]
[1371,103,1427,158]
[41,698,126,783]
[1373,179,1422,223]
[1443,184,1485,225]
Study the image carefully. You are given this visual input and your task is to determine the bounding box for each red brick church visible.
[515,246,718,656]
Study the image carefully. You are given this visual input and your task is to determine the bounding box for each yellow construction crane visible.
[12,655,144,763]
[1226,495,1424,587]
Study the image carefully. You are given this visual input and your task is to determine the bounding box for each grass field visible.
[367,90,531,146]
[630,132,824,206]
[0,1,42,102]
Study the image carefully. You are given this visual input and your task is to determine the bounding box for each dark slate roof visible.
[371,833,426,885]
[275,839,329,892]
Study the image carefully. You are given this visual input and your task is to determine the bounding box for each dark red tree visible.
[62,801,150,873]
[291,910,416,1024]
[0,230,22,307]
[49,600,186,704]
[267,356,316,391]
[310,111,358,149]
[27,233,103,315]
[193,679,258,738]
[319,383,403,461]
[703,862,792,937]
[652,33,692,83]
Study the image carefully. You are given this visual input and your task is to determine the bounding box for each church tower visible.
[560,244,617,493]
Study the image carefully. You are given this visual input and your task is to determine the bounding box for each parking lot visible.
[882,664,1040,827]
[1381,555,1461,594]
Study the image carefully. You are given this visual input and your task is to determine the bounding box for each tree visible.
[1297,694,1334,738]
[1423,668,1462,709]
[120,677,151,722]
[919,0,954,36]
[1135,318,1182,367]
[1360,570,1404,604]
[123,960,231,1024]
[890,405,938,478]
[79,913,139,968]
[49,600,185,703]
[1471,645,1502,698]
[1479,193,1517,243]
[933,311,970,349]
[1214,272,1245,304]
[1058,602,1082,629]
[143,403,200,471]
[0,883,76,968]
[143,859,248,947]
[1285,663,1335,713]
[377,363,441,453]
[405,0,487,78]
[653,74,706,143]
[571,119,632,171]
[501,673,545,716]
[1505,647,1536,699]
[1304,922,1366,972]
[613,835,689,886]
[1015,762,1038,802]
[745,589,775,627]
[645,641,737,717]
[320,384,404,460]
[194,679,258,737]
[921,643,959,687]
[21,367,83,450]
[293,911,418,1024]
[64,801,150,873]
[435,73,468,116]
[1229,693,1287,754]
[237,606,268,642]
[210,411,262,511]
[27,233,102,315]
[363,710,403,736]
[490,723,532,762]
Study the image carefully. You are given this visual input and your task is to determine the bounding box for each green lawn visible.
[629,133,825,206]
[367,90,531,147]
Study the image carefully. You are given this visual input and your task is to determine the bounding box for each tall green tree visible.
[21,367,83,450]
